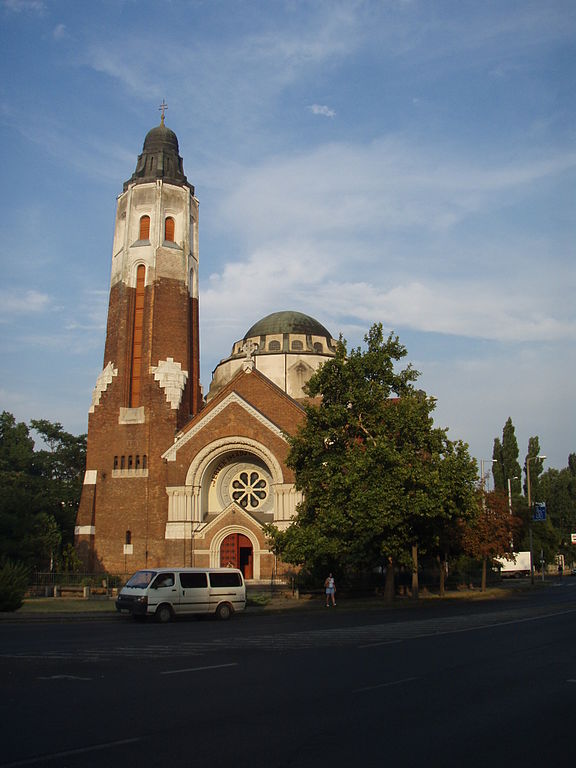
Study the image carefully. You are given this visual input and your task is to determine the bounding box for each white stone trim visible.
[89,362,117,413]
[163,392,286,462]
[150,357,188,409]
[75,525,95,536]
[83,470,98,485]
[119,407,146,424]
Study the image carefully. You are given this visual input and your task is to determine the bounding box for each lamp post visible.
[507,475,519,514]
[527,455,547,584]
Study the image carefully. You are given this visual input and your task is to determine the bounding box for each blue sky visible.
[0,0,574,473]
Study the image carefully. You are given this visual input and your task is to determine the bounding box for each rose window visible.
[231,470,268,509]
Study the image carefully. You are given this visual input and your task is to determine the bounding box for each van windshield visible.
[125,570,156,588]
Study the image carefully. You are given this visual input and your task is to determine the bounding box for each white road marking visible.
[161,662,238,675]
[37,674,91,681]
[354,676,419,693]
[0,738,142,767]
[359,639,403,649]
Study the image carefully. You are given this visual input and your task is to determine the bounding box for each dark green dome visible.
[244,311,333,340]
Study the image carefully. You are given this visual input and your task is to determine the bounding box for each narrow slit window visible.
[130,265,146,407]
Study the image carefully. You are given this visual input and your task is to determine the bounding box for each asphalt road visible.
[1,583,575,768]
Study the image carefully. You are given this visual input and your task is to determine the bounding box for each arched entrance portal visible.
[220,533,253,580]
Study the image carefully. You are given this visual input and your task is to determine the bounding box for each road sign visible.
[533,502,546,521]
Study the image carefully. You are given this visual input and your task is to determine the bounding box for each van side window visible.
[152,573,174,588]
[179,572,208,588]
[209,572,242,587]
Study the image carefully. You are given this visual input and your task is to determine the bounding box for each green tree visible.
[537,454,576,567]
[524,436,545,501]
[30,420,86,549]
[0,412,42,565]
[266,325,478,601]
[492,418,522,495]
[0,412,86,571]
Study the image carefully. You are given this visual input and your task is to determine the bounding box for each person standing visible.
[324,573,336,606]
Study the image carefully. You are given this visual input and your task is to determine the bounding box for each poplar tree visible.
[492,418,522,495]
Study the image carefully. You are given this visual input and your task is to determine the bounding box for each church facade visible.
[75,117,337,581]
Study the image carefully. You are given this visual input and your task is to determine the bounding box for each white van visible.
[115,567,246,622]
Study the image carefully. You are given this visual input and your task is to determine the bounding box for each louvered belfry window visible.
[130,265,146,407]
[164,217,175,242]
[139,215,150,240]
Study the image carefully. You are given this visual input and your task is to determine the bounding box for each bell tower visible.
[75,110,201,570]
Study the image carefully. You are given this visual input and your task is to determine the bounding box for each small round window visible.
[231,470,268,509]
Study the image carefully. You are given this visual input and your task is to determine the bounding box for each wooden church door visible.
[220,533,253,579]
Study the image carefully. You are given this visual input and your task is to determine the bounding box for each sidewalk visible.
[0,582,543,622]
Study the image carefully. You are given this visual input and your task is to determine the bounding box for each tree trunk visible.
[481,556,487,592]
[411,544,419,600]
[438,555,445,598]
[383,558,395,603]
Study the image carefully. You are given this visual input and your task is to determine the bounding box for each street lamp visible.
[527,455,547,584]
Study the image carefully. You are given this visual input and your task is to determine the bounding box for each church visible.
[74,114,338,582]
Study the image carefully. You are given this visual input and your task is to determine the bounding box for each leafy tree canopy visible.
[0,412,86,570]
[267,325,478,580]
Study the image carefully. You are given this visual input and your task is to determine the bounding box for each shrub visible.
[0,561,29,612]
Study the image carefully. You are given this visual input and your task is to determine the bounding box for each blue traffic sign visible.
[533,502,546,521]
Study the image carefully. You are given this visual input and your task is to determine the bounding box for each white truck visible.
[494,551,531,578]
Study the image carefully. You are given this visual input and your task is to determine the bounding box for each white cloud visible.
[2,0,45,13]
[308,104,336,118]
[52,23,68,41]
[0,290,50,318]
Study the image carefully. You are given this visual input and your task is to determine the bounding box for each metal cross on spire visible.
[159,100,168,125]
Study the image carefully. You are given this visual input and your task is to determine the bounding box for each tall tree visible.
[266,325,478,601]
[524,436,545,501]
[492,418,522,495]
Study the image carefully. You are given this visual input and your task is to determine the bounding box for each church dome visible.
[142,122,180,154]
[244,311,333,340]
[207,310,338,402]
[123,119,193,193]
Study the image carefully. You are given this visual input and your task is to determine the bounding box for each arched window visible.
[164,217,175,242]
[113,456,119,470]
[291,340,304,351]
[128,455,133,469]
[139,215,150,240]
[313,342,323,353]
[120,456,126,470]
[268,340,281,351]
[125,530,132,545]
[142,455,148,469]
[135,454,140,469]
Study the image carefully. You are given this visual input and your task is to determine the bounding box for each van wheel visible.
[155,604,173,623]
[216,603,232,621]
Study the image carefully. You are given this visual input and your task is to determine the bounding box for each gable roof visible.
[162,367,305,462]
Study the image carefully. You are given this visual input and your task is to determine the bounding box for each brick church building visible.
[74,115,338,581]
